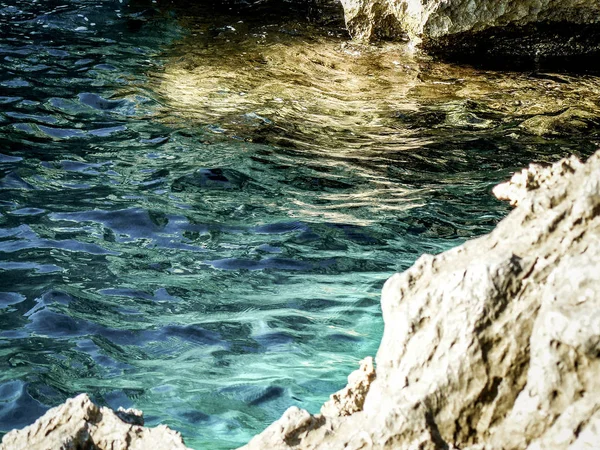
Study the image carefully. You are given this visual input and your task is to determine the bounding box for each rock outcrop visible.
[239,149,600,449]
[320,357,376,418]
[340,0,600,42]
[0,394,191,450]
[339,0,600,69]
[492,156,583,207]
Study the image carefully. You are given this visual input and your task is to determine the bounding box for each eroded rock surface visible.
[0,394,191,450]
[339,0,600,69]
[239,149,600,449]
[340,0,600,42]
[320,357,376,418]
[492,156,583,206]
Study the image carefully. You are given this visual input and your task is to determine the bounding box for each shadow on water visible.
[0,1,599,449]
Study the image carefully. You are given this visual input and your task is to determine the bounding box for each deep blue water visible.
[0,1,599,448]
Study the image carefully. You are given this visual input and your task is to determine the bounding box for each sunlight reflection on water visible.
[0,1,599,449]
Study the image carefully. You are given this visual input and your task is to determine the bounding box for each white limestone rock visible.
[239,149,600,449]
[321,357,376,418]
[492,155,582,206]
[338,0,600,43]
[0,394,191,450]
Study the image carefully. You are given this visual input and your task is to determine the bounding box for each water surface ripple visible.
[1,1,599,448]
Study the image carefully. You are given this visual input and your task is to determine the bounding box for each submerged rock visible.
[339,0,600,70]
[0,394,191,450]
[519,108,600,137]
[239,149,600,449]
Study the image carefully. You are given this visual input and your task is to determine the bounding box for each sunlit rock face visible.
[240,150,600,449]
[0,394,191,450]
[339,0,600,70]
[340,0,600,41]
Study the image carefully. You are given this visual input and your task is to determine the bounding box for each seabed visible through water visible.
[0,1,599,448]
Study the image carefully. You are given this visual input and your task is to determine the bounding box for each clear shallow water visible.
[1,1,599,448]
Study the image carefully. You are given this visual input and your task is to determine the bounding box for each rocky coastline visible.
[146,0,600,71]
[3,150,598,449]
[338,0,600,70]
[237,150,600,449]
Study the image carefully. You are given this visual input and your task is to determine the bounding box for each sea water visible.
[0,1,599,448]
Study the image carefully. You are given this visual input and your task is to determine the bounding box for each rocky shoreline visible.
[0,394,191,450]
[237,150,600,449]
[338,0,600,70]
[147,0,600,71]
[3,150,598,449]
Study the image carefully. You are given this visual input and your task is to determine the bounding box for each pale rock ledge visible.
[338,0,600,43]
[0,394,191,450]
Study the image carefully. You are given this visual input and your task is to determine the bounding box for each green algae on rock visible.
[520,108,600,137]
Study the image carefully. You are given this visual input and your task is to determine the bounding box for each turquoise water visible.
[1,1,599,448]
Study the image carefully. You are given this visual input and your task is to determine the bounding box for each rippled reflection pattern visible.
[1,1,599,449]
